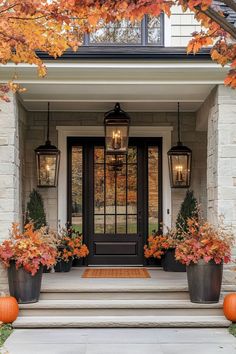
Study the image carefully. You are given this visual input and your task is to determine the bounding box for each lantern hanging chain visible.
[47,102,50,143]
[177,102,181,144]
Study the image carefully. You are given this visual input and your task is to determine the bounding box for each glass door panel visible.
[71,146,83,232]
[148,146,159,234]
[94,146,137,235]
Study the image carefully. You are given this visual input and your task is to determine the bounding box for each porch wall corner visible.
[0,94,22,291]
[206,85,236,257]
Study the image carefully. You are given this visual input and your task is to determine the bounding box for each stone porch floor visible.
[41,268,189,292]
[40,267,235,293]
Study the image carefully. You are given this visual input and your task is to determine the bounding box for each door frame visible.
[57,126,173,234]
[67,137,163,265]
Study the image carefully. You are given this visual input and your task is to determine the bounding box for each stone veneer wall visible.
[0,96,26,291]
[207,85,236,238]
[23,111,207,229]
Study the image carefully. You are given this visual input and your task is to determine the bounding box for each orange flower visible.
[57,227,89,262]
[144,234,171,259]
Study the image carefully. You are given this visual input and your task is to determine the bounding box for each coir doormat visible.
[82,268,151,278]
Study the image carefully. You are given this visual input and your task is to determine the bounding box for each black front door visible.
[68,137,162,265]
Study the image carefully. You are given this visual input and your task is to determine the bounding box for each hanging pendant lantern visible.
[104,103,130,155]
[168,103,192,188]
[35,102,60,187]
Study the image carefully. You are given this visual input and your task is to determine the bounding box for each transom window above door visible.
[83,15,164,46]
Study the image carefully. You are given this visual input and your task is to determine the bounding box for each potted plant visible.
[162,190,198,272]
[144,232,171,263]
[144,229,186,271]
[26,189,46,230]
[0,223,57,303]
[55,227,89,272]
[26,190,51,273]
[175,217,234,303]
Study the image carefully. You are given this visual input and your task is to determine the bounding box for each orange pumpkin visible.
[223,293,236,322]
[0,296,19,323]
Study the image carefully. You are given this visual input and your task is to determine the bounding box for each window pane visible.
[94,215,104,234]
[106,165,115,214]
[127,164,137,214]
[106,215,115,234]
[148,147,159,234]
[127,215,137,234]
[94,147,104,163]
[90,19,142,44]
[148,28,161,44]
[147,16,161,28]
[127,147,137,163]
[72,146,83,232]
[72,217,83,234]
[117,215,126,233]
[147,16,161,44]
[116,164,126,214]
[94,164,105,214]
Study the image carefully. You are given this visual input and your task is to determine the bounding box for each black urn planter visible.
[8,262,43,304]
[146,257,163,267]
[187,259,223,304]
[162,249,186,272]
[43,265,52,273]
[72,258,84,267]
[54,258,73,272]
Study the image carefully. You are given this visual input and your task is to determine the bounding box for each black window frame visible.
[83,14,164,47]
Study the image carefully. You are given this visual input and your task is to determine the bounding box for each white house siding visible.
[170,6,202,47]
[22,111,207,229]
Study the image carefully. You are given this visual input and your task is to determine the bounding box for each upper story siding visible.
[169,6,202,47]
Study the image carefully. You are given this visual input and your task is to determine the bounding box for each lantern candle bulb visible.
[176,165,183,182]
[46,164,50,181]
[112,130,121,150]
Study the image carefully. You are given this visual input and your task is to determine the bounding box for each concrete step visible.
[13,315,230,328]
[19,299,224,317]
[40,286,190,300]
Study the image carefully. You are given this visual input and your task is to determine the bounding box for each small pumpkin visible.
[223,293,236,322]
[0,295,19,323]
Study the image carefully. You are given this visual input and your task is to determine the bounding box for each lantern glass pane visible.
[105,125,128,154]
[38,154,57,186]
[170,154,190,187]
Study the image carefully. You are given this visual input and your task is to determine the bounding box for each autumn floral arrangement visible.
[144,230,175,260]
[57,226,89,263]
[0,223,57,275]
[175,217,234,266]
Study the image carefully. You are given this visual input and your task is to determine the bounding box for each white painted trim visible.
[57,126,172,231]
[2,62,228,69]
[25,99,203,103]
[164,14,171,47]
[12,80,225,85]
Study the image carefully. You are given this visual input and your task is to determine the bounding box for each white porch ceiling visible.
[0,61,227,112]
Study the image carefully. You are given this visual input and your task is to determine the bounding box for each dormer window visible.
[84,14,164,46]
